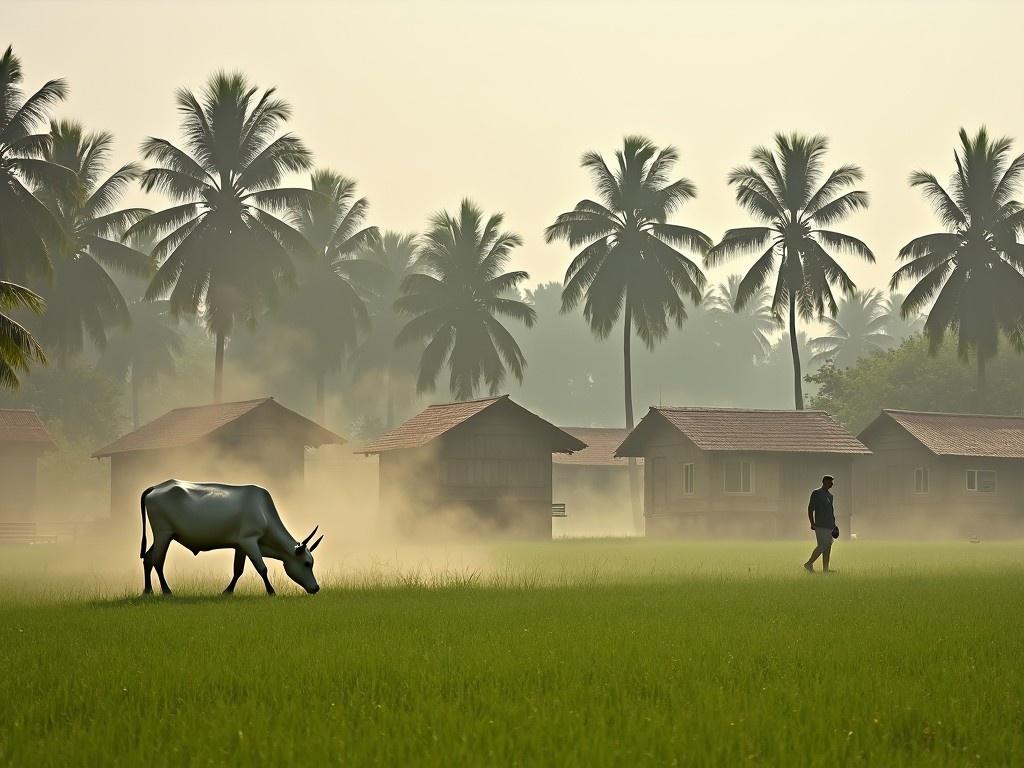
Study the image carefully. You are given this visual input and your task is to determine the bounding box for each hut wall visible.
[0,445,41,522]
[859,420,1024,536]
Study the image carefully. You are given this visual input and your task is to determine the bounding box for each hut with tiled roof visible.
[359,395,586,538]
[93,398,345,521]
[0,409,55,522]
[552,427,636,536]
[615,407,870,538]
[857,410,1024,537]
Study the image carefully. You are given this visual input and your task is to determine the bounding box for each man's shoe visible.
[803,562,814,573]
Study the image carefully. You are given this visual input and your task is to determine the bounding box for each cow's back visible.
[145,480,272,548]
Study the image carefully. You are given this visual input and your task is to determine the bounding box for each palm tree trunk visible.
[315,372,325,425]
[624,305,643,534]
[213,332,224,404]
[131,368,140,428]
[789,298,804,410]
[977,353,987,402]
[385,366,395,429]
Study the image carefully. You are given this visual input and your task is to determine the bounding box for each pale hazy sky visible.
[9,0,1024,295]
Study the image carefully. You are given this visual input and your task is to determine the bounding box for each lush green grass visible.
[2,541,1023,766]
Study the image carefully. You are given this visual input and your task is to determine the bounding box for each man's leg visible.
[805,546,822,569]
[822,546,831,572]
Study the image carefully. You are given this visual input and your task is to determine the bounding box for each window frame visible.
[966,468,997,494]
[722,459,753,495]
[913,466,930,494]
[682,462,695,496]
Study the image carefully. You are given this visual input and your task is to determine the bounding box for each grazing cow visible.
[140,479,323,596]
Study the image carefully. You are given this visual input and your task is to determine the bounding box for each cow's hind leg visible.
[150,533,174,595]
[223,549,246,594]
[238,537,275,596]
[143,545,155,594]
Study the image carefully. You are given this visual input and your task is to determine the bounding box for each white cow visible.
[140,479,322,596]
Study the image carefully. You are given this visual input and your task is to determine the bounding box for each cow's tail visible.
[140,486,155,559]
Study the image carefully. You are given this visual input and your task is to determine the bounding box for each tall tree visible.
[0,281,45,388]
[98,300,183,427]
[706,274,780,361]
[352,230,420,428]
[810,289,891,368]
[882,290,923,342]
[546,136,709,528]
[280,169,378,422]
[396,200,535,401]
[0,45,67,386]
[31,120,152,364]
[129,72,314,402]
[891,127,1024,394]
[707,133,873,409]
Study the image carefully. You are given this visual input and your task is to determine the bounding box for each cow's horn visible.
[301,526,319,547]
[309,534,324,552]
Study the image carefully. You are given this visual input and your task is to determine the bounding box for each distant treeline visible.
[2,44,1023,445]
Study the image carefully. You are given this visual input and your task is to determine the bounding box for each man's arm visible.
[807,492,816,529]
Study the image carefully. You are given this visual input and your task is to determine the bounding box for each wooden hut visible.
[92,398,345,522]
[552,427,636,536]
[0,409,55,522]
[857,409,1024,537]
[359,395,586,538]
[615,407,870,538]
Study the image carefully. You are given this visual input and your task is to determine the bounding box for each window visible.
[966,469,996,494]
[723,461,753,494]
[682,463,695,495]
[914,467,929,494]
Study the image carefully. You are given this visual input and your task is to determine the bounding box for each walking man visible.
[804,475,837,573]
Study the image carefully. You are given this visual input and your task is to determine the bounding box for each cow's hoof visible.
[222,588,234,595]
[266,589,276,597]
[143,588,153,595]
[161,589,172,596]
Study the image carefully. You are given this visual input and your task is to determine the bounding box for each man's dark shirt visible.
[809,488,835,528]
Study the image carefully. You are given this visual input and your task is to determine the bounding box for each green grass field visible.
[2,540,1023,766]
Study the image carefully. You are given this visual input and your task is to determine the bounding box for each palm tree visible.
[882,291,923,342]
[891,128,1024,394]
[0,46,66,386]
[545,136,709,528]
[0,281,46,388]
[706,274,781,361]
[352,231,420,428]
[274,170,379,421]
[31,120,152,364]
[128,72,314,402]
[707,133,873,408]
[396,200,535,400]
[0,45,69,284]
[98,300,183,426]
[810,289,891,368]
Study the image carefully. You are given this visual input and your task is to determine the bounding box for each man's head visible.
[822,475,834,490]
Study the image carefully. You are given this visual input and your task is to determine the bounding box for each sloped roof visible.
[92,398,345,458]
[554,427,634,466]
[864,409,1024,458]
[0,409,55,447]
[616,407,870,456]
[359,395,587,455]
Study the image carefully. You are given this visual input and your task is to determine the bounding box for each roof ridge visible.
[654,406,830,415]
[886,408,1024,420]
[426,394,506,408]
[165,397,273,414]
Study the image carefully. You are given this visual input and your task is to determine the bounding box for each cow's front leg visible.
[150,533,174,595]
[223,549,246,594]
[239,538,275,596]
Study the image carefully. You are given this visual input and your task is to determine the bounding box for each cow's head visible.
[285,526,323,594]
